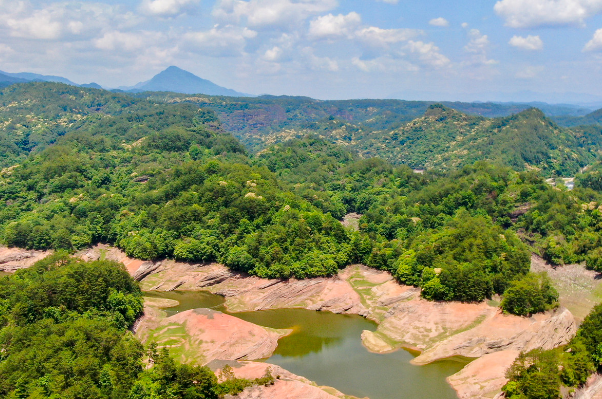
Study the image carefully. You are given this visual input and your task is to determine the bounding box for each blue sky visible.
[2,0,602,102]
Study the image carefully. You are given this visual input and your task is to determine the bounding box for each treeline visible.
[503,303,602,398]
[0,254,272,398]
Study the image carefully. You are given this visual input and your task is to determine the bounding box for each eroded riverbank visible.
[1,244,588,399]
[143,290,465,399]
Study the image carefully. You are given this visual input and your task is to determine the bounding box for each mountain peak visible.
[129,66,247,97]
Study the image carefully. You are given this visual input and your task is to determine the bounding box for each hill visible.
[128,66,246,96]
[133,93,600,176]
[0,72,29,88]
[362,105,596,175]
[554,107,602,127]
[0,70,77,85]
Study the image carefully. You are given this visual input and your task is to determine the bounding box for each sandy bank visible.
[135,297,289,364]
[213,361,364,399]
[0,246,51,272]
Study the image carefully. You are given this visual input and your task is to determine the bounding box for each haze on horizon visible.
[2,0,602,103]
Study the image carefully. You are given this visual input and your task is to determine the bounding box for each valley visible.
[2,81,602,399]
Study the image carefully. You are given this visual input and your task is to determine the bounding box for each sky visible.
[2,0,602,102]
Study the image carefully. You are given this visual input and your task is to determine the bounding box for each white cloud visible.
[7,11,62,39]
[461,22,469,28]
[301,47,339,71]
[264,46,283,61]
[429,17,449,27]
[494,0,602,28]
[94,31,150,51]
[465,29,490,53]
[352,56,419,72]
[375,0,399,3]
[464,29,498,66]
[140,0,200,17]
[184,25,258,56]
[213,0,337,28]
[407,40,450,67]
[509,35,543,50]
[0,2,140,41]
[584,28,602,51]
[308,12,361,39]
[355,26,421,48]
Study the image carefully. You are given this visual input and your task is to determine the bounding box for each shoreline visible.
[1,244,584,399]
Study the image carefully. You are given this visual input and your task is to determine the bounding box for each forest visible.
[0,253,274,398]
[2,82,602,398]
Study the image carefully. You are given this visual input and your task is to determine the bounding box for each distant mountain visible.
[81,82,103,89]
[0,72,29,87]
[0,71,77,85]
[554,107,602,127]
[127,66,247,97]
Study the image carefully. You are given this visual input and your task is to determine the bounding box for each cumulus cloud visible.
[355,26,421,48]
[139,0,200,17]
[93,31,149,51]
[213,0,337,28]
[263,46,283,61]
[352,56,420,73]
[464,29,498,66]
[494,0,602,28]
[184,25,258,56]
[308,12,361,39]
[301,46,339,71]
[429,17,449,27]
[584,28,602,51]
[509,35,543,50]
[7,11,62,39]
[0,2,139,41]
[407,40,450,67]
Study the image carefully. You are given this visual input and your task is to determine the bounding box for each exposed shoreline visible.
[1,244,589,399]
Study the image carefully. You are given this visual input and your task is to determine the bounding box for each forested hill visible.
[363,105,598,175]
[553,107,602,128]
[131,92,602,176]
[1,82,602,311]
[0,82,238,168]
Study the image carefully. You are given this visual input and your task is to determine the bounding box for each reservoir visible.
[144,290,466,399]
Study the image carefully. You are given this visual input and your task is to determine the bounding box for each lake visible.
[144,290,466,399]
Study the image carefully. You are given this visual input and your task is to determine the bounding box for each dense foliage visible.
[503,303,602,398]
[140,91,602,176]
[2,84,601,306]
[500,273,559,316]
[0,255,271,399]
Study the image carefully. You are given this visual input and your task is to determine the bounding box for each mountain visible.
[127,66,247,96]
[0,72,29,87]
[371,105,591,174]
[0,70,77,85]
[81,82,103,89]
[553,107,602,127]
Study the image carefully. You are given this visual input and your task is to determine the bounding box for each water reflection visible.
[143,290,466,399]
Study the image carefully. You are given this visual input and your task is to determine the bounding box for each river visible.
[144,290,466,399]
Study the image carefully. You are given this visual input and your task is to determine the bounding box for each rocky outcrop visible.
[412,306,576,364]
[573,374,602,399]
[0,246,51,272]
[447,350,519,399]
[136,304,289,364]
[214,361,362,399]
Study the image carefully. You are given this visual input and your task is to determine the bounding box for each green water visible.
[144,291,466,399]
